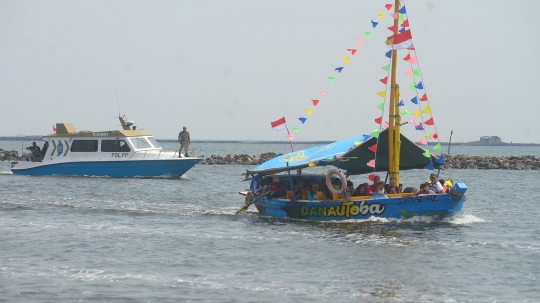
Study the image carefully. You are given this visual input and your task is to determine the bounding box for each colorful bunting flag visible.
[436,155,445,164]
[335,67,343,73]
[371,128,380,138]
[384,122,389,129]
[304,108,313,115]
[286,135,295,141]
[409,118,417,124]
[347,48,357,55]
[418,137,427,145]
[368,144,377,152]
[421,105,431,114]
[419,94,428,101]
[377,103,384,111]
[431,132,439,139]
[415,125,424,130]
[377,90,386,98]
[292,127,300,132]
[422,150,431,158]
[424,162,434,170]
[411,96,418,104]
[403,54,411,61]
[365,31,371,37]
[328,76,336,82]
[354,141,362,146]
[400,109,409,115]
[424,132,431,137]
[413,109,421,118]
[342,56,350,64]
[408,56,417,64]
[390,12,398,19]
[298,117,306,124]
[387,25,396,32]
[409,82,416,90]
[399,27,406,33]
[413,69,420,76]
[397,100,404,106]
[385,4,393,11]
[398,6,407,14]
[382,64,390,71]
[385,50,392,58]
[368,173,375,181]
[405,68,413,76]
[380,76,388,84]
[433,143,442,151]
[356,37,364,45]
[424,117,434,125]
[319,90,326,95]
[367,159,376,168]
[399,13,404,22]
[308,160,316,167]
[375,116,382,124]
[377,13,386,19]
[401,19,409,27]
[415,82,424,90]
[312,100,319,106]
[371,20,378,28]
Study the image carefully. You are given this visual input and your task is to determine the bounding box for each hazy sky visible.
[1,0,539,143]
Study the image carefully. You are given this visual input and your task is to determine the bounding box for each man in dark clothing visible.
[178,126,190,156]
[26,142,41,153]
[41,141,49,157]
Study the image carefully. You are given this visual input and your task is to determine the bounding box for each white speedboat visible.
[11,116,200,177]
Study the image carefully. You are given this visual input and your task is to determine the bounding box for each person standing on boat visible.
[26,142,40,154]
[178,126,190,157]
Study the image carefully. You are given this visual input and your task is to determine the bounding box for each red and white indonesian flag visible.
[386,29,413,50]
[270,117,287,132]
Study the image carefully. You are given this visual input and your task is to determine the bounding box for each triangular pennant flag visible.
[413,69,420,77]
[399,27,406,33]
[347,48,357,55]
[424,162,434,170]
[403,54,411,61]
[397,100,404,106]
[371,128,380,138]
[400,109,409,115]
[377,90,386,98]
[385,50,392,58]
[377,103,384,111]
[401,19,409,27]
[409,82,416,90]
[409,118,417,124]
[424,132,431,137]
[327,157,334,163]
[328,76,336,82]
[368,173,375,181]
[424,117,434,125]
[415,125,424,130]
[413,109,421,118]
[298,117,307,124]
[398,6,406,14]
[436,155,445,164]
[382,64,390,71]
[335,67,344,73]
[356,37,364,45]
[405,68,413,76]
[319,90,326,95]
[399,13,404,22]
[348,147,353,152]
[286,135,294,141]
[342,56,350,64]
[363,134,372,141]
[367,159,376,168]
[408,56,417,64]
[432,132,439,139]
[385,4,393,11]
[312,100,319,106]
[390,12,398,19]
[387,25,396,32]
[308,160,316,167]
[384,122,389,129]
[371,20,378,28]
[365,31,371,37]
[415,81,424,90]
[418,137,427,145]
[292,127,300,132]
[419,94,428,101]
[304,108,313,115]
[354,141,362,146]
[374,116,382,124]
[377,13,386,19]
[408,44,415,50]
[411,96,418,104]
[422,150,431,158]
[433,143,442,151]
[380,76,388,84]
[421,105,431,114]
[368,144,377,152]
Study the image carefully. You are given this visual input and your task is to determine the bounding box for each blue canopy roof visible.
[248,133,373,175]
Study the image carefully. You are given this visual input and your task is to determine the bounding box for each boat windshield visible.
[147,137,162,149]
[129,137,152,150]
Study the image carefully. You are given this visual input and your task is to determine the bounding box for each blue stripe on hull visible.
[11,159,200,177]
[254,194,465,220]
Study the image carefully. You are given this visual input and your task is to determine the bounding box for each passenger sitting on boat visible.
[345,180,354,197]
[353,183,368,196]
[368,174,381,192]
[31,146,43,162]
[402,186,417,193]
[268,177,282,198]
[438,179,447,193]
[369,181,386,195]
[40,141,49,157]
[293,176,305,187]
[293,183,305,200]
[319,182,333,200]
[415,182,435,195]
[385,177,400,194]
[307,184,319,201]
[428,173,444,193]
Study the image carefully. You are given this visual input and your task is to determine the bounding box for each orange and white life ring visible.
[326,168,347,195]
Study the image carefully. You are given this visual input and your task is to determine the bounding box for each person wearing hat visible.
[428,173,444,193]
[178,126,190,157]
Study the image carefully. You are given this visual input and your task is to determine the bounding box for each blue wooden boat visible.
[237,0,467,220]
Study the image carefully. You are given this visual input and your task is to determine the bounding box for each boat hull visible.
[253,193,465,220]
[10,158,200,177]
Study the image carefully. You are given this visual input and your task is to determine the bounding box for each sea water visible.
[1,141,539,302]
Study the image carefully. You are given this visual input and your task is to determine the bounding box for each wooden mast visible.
[388,0,401,185]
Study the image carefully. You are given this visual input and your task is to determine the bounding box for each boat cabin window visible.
[70,140,98,152]
[147,137,161,149]
[129,137,152,149]
[101,140,131,152]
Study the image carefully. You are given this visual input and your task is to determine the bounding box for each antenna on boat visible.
[116,87,121,117]
[448,130,453,155]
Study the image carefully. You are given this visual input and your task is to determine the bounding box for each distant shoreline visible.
[0,136,538,146]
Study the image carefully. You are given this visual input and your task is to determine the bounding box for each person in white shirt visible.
[428,173,444,193]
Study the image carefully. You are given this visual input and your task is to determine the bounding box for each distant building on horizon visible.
[480,136,502,144]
